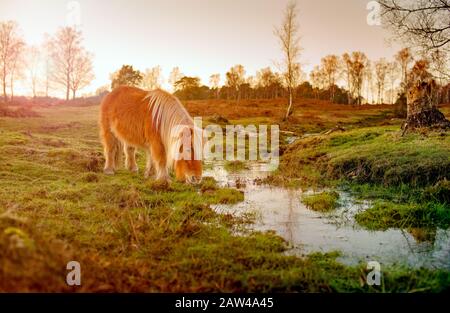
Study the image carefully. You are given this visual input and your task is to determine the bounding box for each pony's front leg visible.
[144,149,154,178]
[150,142,170,183]
[124,144,138,173]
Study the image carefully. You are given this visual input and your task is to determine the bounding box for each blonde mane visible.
[144,89,202,168]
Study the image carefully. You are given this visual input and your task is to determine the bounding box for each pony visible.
[99,86,202,184]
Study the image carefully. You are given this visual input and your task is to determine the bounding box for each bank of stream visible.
[204,162,450,270]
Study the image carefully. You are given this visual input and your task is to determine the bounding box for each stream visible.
[204,162,450,270]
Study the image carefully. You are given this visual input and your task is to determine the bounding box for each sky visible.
[0,0,401,97]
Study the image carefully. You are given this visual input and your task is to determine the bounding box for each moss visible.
[302,191,340,212]
[355,201,450,230]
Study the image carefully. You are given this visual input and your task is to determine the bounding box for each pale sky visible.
[0,0,401,97]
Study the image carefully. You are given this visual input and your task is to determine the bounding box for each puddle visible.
[204,163,450,270]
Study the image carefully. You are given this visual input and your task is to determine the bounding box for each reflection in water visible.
[205,162,450,270]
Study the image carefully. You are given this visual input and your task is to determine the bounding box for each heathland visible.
[0,98,449,292]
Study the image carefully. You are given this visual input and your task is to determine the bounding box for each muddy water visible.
[204,163,450,270]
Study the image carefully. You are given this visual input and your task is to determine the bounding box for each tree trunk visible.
[402,98,450,135]
[72,89,76,100]
[2,81,6,102]
[66,85,70,101]
[285,89,293,120]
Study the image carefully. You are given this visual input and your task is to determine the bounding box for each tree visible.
[309,66,326,99]
[342,53,353,104]
[70,51,94,99]
[320,55,340,102]
[395,48,413,91]
[169,67,183,91]
[142,66,163,90]
[209,73,220,98]
[95,85,109,97]
[174,76,207,100]
[386,61,399,104]
[275,1,302,119]
[26,45,41,98]
[343,52,368,105]
[430,49,449,83]
[48,27,94,100]
[225,64,245,100]
[111,65,143,89]
[374,58,389,104]
[379,0,450,53]
[364,60,374,104]
[0,21,25,102]
[8,39,25,101]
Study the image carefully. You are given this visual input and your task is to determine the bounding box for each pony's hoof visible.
[144,170,154,179]
[104,168,115,175]
[130,167,139,173]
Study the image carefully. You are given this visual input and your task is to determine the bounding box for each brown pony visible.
[99,86,202,184]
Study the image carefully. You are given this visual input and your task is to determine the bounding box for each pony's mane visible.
[144,89,202,167]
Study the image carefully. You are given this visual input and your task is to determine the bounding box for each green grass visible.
[302,191,340,212]
[1,105,449,292]
[355,201,450,231]
[274,126,449,187]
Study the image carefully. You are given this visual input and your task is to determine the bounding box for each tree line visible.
[109,45,448,107]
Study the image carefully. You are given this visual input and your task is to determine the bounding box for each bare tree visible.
[226,64,246,100]
[9,40,25,101]
[141,66,163,90]
[209,73,220,98]
[310,66,326,99]
[320,55,340,102]
[386,61,399,104]
[275,1,302,119]
[375,58,389,104]
[395,47,413,91]
[0,21,25,102]
[48,27,93,100]
[343,52,368,105]
[26,45,41,98]
[430,49,449,83]
[169,67,183,92]
[364,60,374,104]
[379,0,450,53]
[342,53,353,104]
[70,51,94,99]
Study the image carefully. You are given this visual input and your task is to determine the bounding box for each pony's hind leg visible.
[124,144,138,173]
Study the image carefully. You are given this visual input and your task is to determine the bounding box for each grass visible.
[302,191,340,212]
[0,102,450,292]
[355,201,450,231]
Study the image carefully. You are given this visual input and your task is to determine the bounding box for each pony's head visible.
[173,126,203,184]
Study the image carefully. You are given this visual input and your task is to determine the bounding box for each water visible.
[204,162,450,270]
